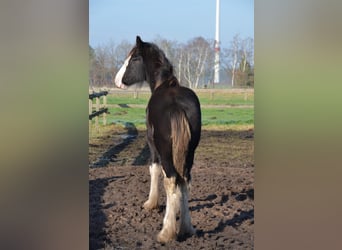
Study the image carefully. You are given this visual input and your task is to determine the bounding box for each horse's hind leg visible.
[143,163,161,210]
[178,181,195,237]
[157,175,180,243]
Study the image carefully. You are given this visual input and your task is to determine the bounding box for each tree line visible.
[89,34,254,89]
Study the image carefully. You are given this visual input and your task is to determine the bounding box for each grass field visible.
[90,90,254,131]
[106,90,254,106]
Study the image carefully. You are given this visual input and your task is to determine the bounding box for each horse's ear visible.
[136,36,143,47]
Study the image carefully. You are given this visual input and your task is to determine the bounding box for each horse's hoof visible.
[157,229,176,243]
[143,200,158,210]
[178,226,196,237]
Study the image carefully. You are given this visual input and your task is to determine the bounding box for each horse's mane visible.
[155,67,179,88]
[149,43,173,70]
[146,42,179,88]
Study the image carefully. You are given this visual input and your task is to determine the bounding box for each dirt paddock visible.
[89,124,254,249]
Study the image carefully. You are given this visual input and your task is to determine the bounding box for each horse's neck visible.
[145,59,176,92]
[151,68,179,92]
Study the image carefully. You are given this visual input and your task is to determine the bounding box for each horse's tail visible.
[170,109,191,181]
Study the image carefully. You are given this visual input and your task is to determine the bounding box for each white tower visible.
[214,0,220,85]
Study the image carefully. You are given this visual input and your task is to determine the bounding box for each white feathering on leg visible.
[143,163,161,210]
[157,176,179,243]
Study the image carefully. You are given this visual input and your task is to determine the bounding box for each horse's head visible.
[115,36,173,91]
[115,36,147,89]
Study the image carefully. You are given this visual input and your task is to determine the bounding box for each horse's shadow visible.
[187,189,254,240]
[89,175,125,249]
[188,194,219,212]
[90,122,138,168]
[132,143,150,166]
[195,209,254,238]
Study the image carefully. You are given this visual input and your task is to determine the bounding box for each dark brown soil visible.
[89,124,254,249]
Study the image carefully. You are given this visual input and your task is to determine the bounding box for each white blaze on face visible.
[114,55,131,89]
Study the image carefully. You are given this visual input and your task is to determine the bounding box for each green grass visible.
[105,90,253,106]
[91,106,253,129]
[196,92,254,106]
[91,90,254,130]
[107,107,147,125]
[201,108,254,126]
[106,92,151,105]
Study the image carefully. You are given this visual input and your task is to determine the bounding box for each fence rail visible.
[89,90,109,132]
[89,108,108,120]
[89,91,108,100]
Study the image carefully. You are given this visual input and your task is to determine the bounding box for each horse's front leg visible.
[143,163,161,210]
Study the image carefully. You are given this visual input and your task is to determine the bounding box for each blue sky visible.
[89,0,254,49]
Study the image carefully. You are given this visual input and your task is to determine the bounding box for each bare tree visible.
[89,45,96,87]
[93,45,107,86]
[105,40,117,86]
[154,36,177,62]
[236,37,254,87]
[222,34,254,87]
[89,34,253,89]
[153,37,182,81]
[241,37,254,73]
[89,40,133,88]
[222,34,241,87]
[103,40,133,87]
[114,40,133,66]
[182,37,213,89]
[175,44,185,83]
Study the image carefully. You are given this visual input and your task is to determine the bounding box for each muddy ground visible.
[89,124,254,249]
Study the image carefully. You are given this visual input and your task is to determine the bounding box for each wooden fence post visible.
[89,90,109,134]
[95,96,100,132]
[89,98,92,133]
[134,90,139,99]
[103,94,107,125]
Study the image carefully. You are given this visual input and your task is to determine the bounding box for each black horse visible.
[115,36,201,243]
